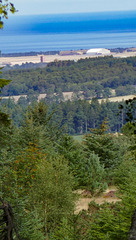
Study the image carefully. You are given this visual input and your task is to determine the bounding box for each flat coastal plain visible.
[0,54,90,66]
[1,50,136,66]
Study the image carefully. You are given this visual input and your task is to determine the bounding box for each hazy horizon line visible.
[9,9,136,17]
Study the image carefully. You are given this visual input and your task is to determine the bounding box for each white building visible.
[86,48,111,56]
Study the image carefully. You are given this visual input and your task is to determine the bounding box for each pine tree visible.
[84,121,122,169]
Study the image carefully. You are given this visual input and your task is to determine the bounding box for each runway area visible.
[1,50,136,66]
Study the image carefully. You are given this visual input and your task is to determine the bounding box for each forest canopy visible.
[1,56,136,97]
[1,9,136,237]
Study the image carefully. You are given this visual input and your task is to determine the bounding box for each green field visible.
[73,135,84,142]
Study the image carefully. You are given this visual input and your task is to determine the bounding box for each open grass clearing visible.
[75,186,121,214]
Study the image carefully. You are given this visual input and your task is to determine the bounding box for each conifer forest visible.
[1,2,136,238]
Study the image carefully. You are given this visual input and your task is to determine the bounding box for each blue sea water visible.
[1,11,136,53]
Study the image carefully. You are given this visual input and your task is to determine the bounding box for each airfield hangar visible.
[86,48,111,55]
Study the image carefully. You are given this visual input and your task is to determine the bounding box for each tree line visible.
[0,96,128,134]
[1,56,136,98]
[1,98,136,239]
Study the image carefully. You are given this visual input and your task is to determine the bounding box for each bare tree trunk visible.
[128,209,136,240]
[0,197,21,240]
[85,120,87,133]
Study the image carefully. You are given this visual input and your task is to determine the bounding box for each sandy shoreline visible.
[1,50,136,66]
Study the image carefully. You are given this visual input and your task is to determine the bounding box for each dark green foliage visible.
[0,110,10,126]
[74,159,136,240]
[0,107,76,238]
[58,134,106,192]
[57,134,86,186]
[0,110,11,147]
[122,97,136,123]
[0,97,123,134]
[114,158,135,188]
[86,203,130,240]
[19,101,62,151]
[83,132,122,169]
[119,97,136,133]
[0,78,11,89]
[50,215,83,240]
[1,54,136,239]
[128,210,136,240]
[0,99,135,239]
[51,99,121,134]
[2,56,136,97]
[0,67,11,91]
[78,152,106,193]
[121,122,136,136]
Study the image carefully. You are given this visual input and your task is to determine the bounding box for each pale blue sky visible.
[12,0,136,15]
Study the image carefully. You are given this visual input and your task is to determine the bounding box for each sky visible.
[12,0,136,16]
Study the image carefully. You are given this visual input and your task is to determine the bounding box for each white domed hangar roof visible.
[86,48,111,55]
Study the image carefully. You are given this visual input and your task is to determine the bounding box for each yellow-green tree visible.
[32,154,76,234]
[0,0,16,28]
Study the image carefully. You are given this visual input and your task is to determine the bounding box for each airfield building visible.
[86,48,111,55]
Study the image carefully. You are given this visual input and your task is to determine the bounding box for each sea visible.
[1,11,136,54]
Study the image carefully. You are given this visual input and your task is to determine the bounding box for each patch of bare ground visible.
[75,186,121,214]
[98,95,136,104]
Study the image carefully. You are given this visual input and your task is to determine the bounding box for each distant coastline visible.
[0,47,128,57]
[0,51,60,57]
[1,47,136,68]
